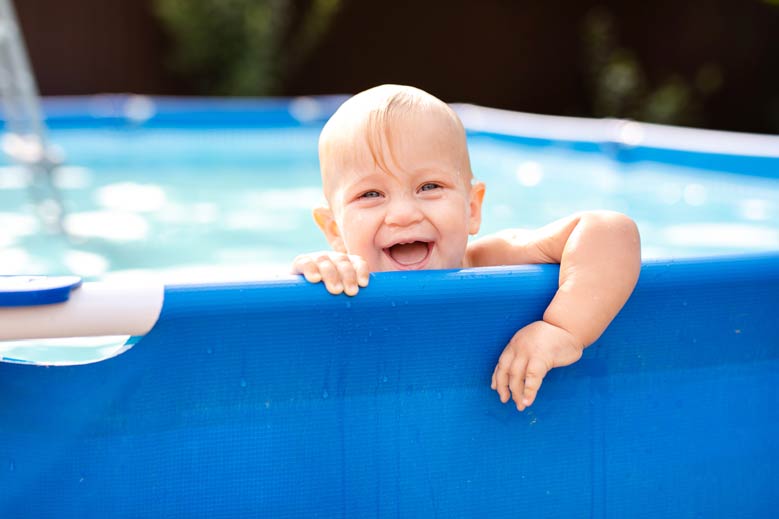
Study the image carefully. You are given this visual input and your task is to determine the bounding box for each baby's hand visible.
[491,320,584,411]
[292,251,369,296]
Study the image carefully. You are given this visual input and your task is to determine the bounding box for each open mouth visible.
[384,241,432,269]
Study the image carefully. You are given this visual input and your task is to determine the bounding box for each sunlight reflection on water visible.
[0,127,776,282]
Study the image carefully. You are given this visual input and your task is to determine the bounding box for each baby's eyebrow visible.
[408,166,468,183]
[339,174,385,193]
[351,171,390,183]
[409,161,464,173]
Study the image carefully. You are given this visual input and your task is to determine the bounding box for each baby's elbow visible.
[585,211,639,239]
[585,211,642,263]
[600,211,638,238]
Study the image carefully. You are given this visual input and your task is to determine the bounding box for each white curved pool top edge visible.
[453,103,779,158]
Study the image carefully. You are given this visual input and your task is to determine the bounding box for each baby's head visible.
[313,84,485,272]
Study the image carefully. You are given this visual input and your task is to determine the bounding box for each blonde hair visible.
[319,85,472,196]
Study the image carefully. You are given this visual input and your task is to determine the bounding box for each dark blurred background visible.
[14,0,779,133]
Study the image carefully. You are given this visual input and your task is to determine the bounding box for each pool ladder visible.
[0,0,66,233]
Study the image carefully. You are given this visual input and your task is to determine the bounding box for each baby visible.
[292,84,641,411]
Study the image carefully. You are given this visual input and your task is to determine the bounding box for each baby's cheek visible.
[345,240,379,270]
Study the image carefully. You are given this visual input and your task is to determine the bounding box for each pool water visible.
[1,124,778,281]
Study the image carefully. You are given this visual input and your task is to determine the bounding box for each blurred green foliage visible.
[153,0,342,95]
[152,1,773,131]
[582,7,722,127]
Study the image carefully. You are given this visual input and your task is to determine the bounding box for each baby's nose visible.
[384,196,423,226]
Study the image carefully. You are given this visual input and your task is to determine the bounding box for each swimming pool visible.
[1,96,778,279]
[1,97,778,517]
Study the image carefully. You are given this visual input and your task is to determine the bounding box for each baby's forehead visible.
[323,114,467,176]
[319,86,472,195]
[321,104,466,164]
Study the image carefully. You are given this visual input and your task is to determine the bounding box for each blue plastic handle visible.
[0,275,83,307]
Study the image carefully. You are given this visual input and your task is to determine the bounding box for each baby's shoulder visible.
[465,228,540,267]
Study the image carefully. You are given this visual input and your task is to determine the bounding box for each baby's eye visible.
[419,183,442,192]
[359,190,382,199]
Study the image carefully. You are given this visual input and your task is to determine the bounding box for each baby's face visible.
[320,108,484,272]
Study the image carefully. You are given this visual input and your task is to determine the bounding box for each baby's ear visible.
[468,181,486,235]
[313,206,347,252]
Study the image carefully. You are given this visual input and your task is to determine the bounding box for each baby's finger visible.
[334,255,360,296]
[508,356,529,411]
[522,357,549,408]
[316,257,344,294]
[293,256,323,283]
[493,353,514,403]
[350,255,370,287]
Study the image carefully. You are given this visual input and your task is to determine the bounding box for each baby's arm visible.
[467,211,641,411]
[292,251,369,296]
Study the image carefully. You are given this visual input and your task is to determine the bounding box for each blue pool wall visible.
[1,254,778,517]
[2,97,778,516]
